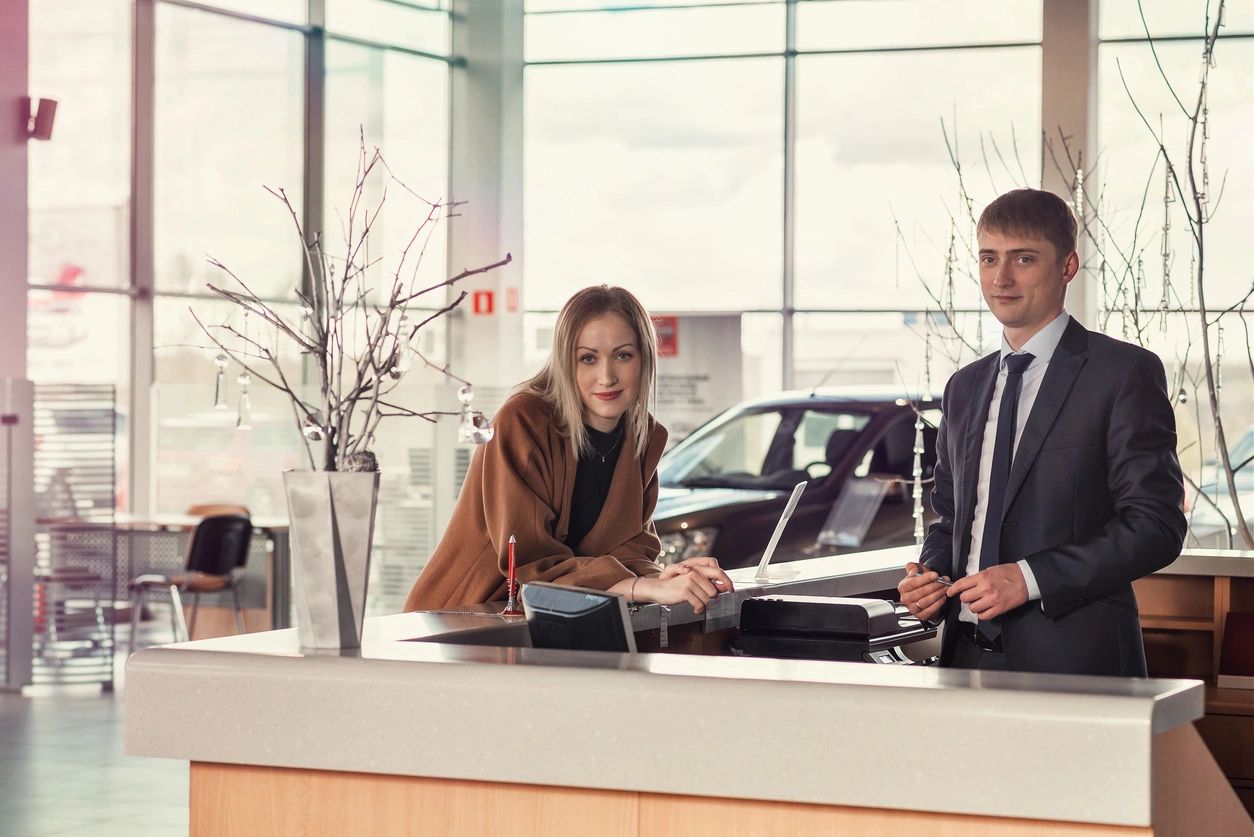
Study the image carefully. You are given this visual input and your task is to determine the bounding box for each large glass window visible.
[1096,39,1253,312]
[152,298,308,517]
[797,0,1041,51]
[1099,0,1253,39]
[153,5,306,298]
[324,41,450,296]
[326,0,451,55]
[525,58,784,311]
[795,47,1042,310]
[526,4,784,62]
[27,0,131,290]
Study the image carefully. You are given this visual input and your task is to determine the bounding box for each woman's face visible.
[573,312,641,433]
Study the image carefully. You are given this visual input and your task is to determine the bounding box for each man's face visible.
[978,227,1077,339]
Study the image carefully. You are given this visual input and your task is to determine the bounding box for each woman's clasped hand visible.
[631,557,734,614]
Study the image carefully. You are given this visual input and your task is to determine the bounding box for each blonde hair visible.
[519,285,659,458]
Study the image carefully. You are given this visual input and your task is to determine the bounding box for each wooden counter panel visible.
[190,763,636,837]
[638,793,1145,836]
[189,763,1153,837]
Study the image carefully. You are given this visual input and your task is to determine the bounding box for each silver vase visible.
[283,470,380,650]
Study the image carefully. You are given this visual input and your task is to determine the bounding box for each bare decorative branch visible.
[198,134,510,471]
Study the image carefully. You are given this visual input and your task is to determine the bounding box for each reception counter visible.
[124,545,1252,836]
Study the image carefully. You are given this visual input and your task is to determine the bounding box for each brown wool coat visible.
[402,393,668,611]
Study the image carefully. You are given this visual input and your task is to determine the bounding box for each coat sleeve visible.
[1025,351,1187,617]
[920,376,958,580]
[479,405,661,592]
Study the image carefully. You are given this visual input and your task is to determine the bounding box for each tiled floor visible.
[1,654,189,836]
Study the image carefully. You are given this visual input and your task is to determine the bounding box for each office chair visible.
[127,513,253,650]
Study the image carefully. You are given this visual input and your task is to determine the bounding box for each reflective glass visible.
[153,298,308,518]
[795,47,1042,310]
[324,42,450,303]
[1097,39,1253,310]
[326,0,451,55]
[28,0,131,289]
[154,5,305,298]
[525,58,784,311]
[793,311,1002,400]
[1099,0,1253,39]
[525,5,784,62]
[798,0,1042,51]
[28,290,132,510]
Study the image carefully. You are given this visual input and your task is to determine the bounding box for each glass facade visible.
[24,1,1254,552]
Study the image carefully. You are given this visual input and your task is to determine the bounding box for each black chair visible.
[127,514,253,650]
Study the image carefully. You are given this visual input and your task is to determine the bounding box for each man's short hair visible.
[977,188,1078,260]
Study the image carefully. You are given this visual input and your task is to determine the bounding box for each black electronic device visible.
[521,581,637,653]
[738,595,937,664]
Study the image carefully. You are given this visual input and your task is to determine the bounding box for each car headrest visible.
[824,429,862,465]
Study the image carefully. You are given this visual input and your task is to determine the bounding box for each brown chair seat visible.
[129,573,230,592]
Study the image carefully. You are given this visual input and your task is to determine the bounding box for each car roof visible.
[731,386,942,412]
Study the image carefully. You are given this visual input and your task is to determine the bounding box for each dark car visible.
[654,388,942,570]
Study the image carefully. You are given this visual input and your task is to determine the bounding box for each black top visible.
[564,418,626,550]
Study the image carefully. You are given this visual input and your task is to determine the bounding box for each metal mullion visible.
[1098,32,1254,45]
[525,50,781,66]
[781,0,795,390]
[151,290,306,307]
[305,0,326,322]
[376,0,450,12]
[793,40,1040,58]
[27,283,140,298]
[527,1,781,13]
[325,32,454,62]
[154,0,312,32]
[131,0,157,517]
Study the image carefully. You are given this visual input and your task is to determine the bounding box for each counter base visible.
[189,763,1147,837]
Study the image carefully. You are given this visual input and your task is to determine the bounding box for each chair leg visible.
[232,587,245,634]
[189,592,200,638]
[129,590,143,654]
[169,585,189,643]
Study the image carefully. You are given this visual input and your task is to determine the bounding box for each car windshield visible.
[660,408,870,489]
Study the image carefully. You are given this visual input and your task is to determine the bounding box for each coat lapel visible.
[956,353,1000,560]
[1003,318,1088,514]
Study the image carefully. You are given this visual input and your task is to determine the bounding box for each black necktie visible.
[976,352,1035,640]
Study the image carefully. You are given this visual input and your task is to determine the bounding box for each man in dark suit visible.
[897,189,1186,676]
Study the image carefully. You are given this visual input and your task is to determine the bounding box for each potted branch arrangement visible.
[196,137,510,649]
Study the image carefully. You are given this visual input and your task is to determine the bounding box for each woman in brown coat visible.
[403,285,732,612]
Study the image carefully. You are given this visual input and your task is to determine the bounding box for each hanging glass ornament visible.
[236,372,253,430]
[911,413,926,548]
[1177,387,1189,405]
[1215,323,1224,391]
[457,384,494,444]
[302,415,324,441]
[212,353,229,409]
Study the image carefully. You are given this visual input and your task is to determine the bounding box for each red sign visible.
[472,290,494,315]
[653,315,679,358]
[505,287,519,313]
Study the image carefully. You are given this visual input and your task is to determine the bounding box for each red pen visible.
[501,534,523,615]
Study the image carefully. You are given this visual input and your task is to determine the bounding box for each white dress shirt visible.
[959,310,1070,625]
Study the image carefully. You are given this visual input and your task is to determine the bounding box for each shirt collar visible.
[999,309,1070,368]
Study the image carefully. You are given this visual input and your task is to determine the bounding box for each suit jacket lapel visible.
[1003,318,1088,514]
[956,353,1000,563]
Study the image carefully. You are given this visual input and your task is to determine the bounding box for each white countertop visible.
[124,545,1205,828]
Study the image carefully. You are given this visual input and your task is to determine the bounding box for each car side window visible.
[790,411,870,478]
[660,411,783,486]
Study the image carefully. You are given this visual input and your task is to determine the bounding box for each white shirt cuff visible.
[1017,559,1042,602]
